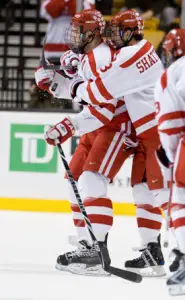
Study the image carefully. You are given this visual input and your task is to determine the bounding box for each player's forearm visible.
[73,106,113,135]
[49,73,71,99]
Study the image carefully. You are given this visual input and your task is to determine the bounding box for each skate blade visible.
[68,263,111,277]
[169,284,185,296]
[126,266,166,277]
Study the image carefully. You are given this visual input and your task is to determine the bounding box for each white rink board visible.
[0,111,134,203]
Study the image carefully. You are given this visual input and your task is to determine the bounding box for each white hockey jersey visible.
[40,0,76,59]
[51,42,130,136]
[76,39,164,139]
[75,43,129,135]
[155,56,185,163]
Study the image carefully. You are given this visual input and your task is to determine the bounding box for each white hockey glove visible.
[35,66,55,92]
[60,50,80,79]
[69,76,88,105]
[155,145,173,181]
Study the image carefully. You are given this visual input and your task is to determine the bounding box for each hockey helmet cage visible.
[65,9,105,53]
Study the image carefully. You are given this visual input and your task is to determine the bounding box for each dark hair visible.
[134,33,143,41]
[125,27,143,41]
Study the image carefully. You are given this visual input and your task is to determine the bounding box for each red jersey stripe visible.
[133,112,156,129]
[88,106,111,125]
[87,51,99,77]
[159,126,185,135]
[138,125,158,139]
[87,81,100,105]
[116,100,125,108]
[95,76,113,100]
[120,42,152,68]
[102,131,125,175]
[98,103,115,113]
[158,111,185,127]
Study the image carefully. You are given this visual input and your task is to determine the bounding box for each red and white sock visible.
[68,181,90,241]
[83,197,113,242]
[136,206,163,246]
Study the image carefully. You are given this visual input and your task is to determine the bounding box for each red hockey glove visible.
[44,118,75,146]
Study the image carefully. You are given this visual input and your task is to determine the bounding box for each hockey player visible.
[155,28,185,296]
[65,9,171,276]
[40,0,76,62]
[35,9,137,276]
[40,0,94,62]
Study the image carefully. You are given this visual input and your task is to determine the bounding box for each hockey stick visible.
[41,40,75,71]
[55,140,142,283]
[163,166,174,248]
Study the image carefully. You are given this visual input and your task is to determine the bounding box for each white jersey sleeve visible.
[155,56,185,162]
[50,43,119,135]
[76,40,163,104]
[49,72,72,100]
[72,104,114,135]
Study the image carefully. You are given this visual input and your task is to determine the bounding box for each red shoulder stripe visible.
[120,41,152,68]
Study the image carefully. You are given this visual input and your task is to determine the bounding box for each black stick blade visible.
[108,266,142,283]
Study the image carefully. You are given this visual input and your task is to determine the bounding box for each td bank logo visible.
[10,124,57,173]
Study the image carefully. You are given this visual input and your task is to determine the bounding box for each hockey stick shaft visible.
[55,141,142,283]
[41,40,75,71]
[163,166,174,248]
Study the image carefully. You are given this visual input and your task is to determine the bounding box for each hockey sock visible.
[136,206,163,246]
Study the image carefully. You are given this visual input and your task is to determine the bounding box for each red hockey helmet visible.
[162,29,185,67]
[106,9,144,49]
[65,9,105,54]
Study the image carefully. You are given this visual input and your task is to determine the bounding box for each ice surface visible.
[0,211,178,300]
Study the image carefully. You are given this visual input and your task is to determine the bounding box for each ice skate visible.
[56,238,110,276]
[169,248,185,272]
[167,252,185,296]
[125,236,166,277]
